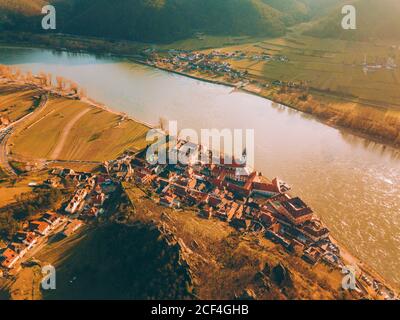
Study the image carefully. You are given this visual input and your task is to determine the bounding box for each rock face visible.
[41,223,194,300]
[271,263,293,288]
[262,262,272,276]
[254,271,272,291]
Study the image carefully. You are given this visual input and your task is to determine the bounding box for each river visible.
[1,46,400,288]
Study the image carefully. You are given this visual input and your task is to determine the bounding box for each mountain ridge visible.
[2,0,400,43]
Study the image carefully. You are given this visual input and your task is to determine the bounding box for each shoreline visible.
[80,96,155,129]
[1,72,398,297]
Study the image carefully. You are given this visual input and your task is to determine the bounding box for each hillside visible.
[298,0,347,17]
[304,0,400,41]
[0,0,46,15]
[261,0,309,25]
[0,0,289,42]
[0,0,47,31]
[3,0,399,43]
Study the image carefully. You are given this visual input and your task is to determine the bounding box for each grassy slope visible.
[0,0,47,15]
[261,0,309,25]
[261,36,400,106]
[0,171,51,207]
[60,107,149,161]
[10,96,149,162]
[0,84,41,122]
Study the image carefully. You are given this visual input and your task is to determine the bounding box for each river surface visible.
[1,46,400,288]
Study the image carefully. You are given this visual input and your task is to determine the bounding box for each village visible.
[142,48,298,90]
[106,141,397,300]
[0,168,116,278]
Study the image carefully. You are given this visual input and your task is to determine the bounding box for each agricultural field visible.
[158,35,267,51]
[9,97,150,162]
[0,171,50,207]
[207,34,400,108]
[0,84,42,123]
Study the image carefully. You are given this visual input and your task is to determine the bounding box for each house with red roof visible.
[1,248,19,269]
[15,231,38,250]
[271,197,313,226]
[42,212,61,227]
[62,219,83,237]
[29,220,51,236]
[159,194,181,209]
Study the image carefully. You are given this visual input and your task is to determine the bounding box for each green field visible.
[212,34,400,109]
[158,35,269,51]
[10,97,150,162]
[0,84,42,123]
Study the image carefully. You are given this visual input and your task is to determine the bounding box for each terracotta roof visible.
[30,220,50,234]
[281,197,313,218]
[2,248,18,260]
[42,212,59,223]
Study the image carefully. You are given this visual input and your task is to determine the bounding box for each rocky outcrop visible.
[271,263,293,288]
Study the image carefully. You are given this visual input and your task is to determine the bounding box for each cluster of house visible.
[143,49,248,79]
[0,212,77,272]
[0,168,115,275]
[106,143,343,270]
[151,50,248,79]
[56,168,112,219]
[142,48,296,89]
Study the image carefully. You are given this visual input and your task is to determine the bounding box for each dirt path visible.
[50,108,91,160]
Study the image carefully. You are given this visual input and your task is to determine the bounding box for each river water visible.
[1,46,399,288]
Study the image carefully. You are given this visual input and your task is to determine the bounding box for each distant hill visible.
[0,0,47,31]
[261,0,309,25]
[3,0,398,43]
[0,0,46,15]
[298,0,347,17]
[304,0,400,41]
[68,0,291,42]
[0,0,290,42]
